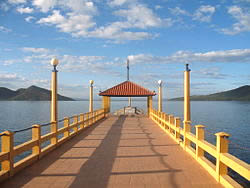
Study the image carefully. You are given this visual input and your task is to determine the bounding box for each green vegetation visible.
[170,85,250,101]
[0,85,74,101]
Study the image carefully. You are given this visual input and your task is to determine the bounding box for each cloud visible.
[0,2,10,11]
[0,73,25,82]
[17,6,34,14]
[37,10,96,37]
[25,16,35,22]
[169,7,190,16]
[8,0,26,4]
[108,0,134,7]
[193,5,215,22]
[193,67,228,79]
[129,49,250,64]
[32,0,57,13]
[221,6,250,35]
[22,47,51,54]
[0,26,12,33]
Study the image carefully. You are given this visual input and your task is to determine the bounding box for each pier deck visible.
[2,115,222,188]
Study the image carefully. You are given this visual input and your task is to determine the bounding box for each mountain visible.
[0,85,74,101]
[170,85,250,101]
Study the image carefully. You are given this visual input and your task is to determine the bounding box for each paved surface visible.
[2,115,223,188]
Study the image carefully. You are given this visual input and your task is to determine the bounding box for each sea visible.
[0,100,249,185]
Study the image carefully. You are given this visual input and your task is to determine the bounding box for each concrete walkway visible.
[2,115,222,188]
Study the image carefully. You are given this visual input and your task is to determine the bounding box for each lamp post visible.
[89,80,94,112]
[158,80,162,112]
[50,58,59,123]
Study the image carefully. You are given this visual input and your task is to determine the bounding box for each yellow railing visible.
[149,108,250,188]
[0,108,105,183]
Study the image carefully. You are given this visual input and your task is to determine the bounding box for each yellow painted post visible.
[80,114,84,129]
[64,117,70,137]
[184,64,191,149]
[50,58,59,124]
[169,115,174,134]
[1,131,14,176]
[175,117,181,140]
[196,125,205,159]
[32,124,41,157]
[89,80,94,113]
[107,97,111,113]
[147,96,152,117]
[86,113,89,127]
[128,97,132,107]
[50,58,59,145]
[73,115,78,132]
[51,121,58,145]
[102,96,108,116]
[215,132,230,182]
[164,113,167,129]
[158,80,162,112]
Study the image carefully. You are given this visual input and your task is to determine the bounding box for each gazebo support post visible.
[147,96,153,117]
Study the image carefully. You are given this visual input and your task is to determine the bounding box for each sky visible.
[0,0,250,99]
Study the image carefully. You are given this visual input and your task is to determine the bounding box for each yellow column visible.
[196,125,205,159]
[32,125,41,158]
[50,58,59,123]
[64,117,70,137]
[147,96,153,117]
[183,64,191,149]
[215,132,230,182]
[89,80,94,112]
[158,80,162,112]
[1,131,14,176]
[175,117,181,140]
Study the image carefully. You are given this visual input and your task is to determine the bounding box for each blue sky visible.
[0,0,250,99]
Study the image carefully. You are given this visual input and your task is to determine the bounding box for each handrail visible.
[149,108,250,188]
[0,108,106,183]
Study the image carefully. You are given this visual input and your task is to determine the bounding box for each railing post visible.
[183,121,191,149]
[169,115,174,134]
[195,125,205,159]
[164,113,167,129]
[1,131,14,176]
[80,114,84,129]
[175,117,181,140]
[215,132,230,182]
[64,117,70,137]
[51,121,58,145]
[73,115,78,133]
[32,124,41,158]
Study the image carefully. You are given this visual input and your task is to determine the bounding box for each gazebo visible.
[99,80,156,116]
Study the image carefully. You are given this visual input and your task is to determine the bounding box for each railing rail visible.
[149,108,250,188]
[0,108,105,182]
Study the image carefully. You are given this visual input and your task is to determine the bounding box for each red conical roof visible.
[99,81,156,97]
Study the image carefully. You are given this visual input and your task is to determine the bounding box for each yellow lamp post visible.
[183,64,191,148]
[158,80,162,112]
[50,58,59,123]
[50,58,59,145]
[89,80,94,112]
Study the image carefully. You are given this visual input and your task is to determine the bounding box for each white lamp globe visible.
[51,58,59,66]
[158,80,162,86]
[89,80,94,85]
[128,55,134,61]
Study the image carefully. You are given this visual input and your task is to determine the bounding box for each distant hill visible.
[170,85,250,101]
[0,85,74,101]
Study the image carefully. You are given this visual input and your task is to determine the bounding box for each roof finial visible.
[127,58,130,81]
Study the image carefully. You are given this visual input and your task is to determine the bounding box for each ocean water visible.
[0,100,249,165]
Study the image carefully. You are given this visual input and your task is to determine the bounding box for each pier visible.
[0,60,249,187]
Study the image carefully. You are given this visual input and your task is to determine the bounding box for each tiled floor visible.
[1,115,222,188]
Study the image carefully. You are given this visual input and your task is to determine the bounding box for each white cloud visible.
[32,0,57,12]
[0,2,10,11]
[114,4,166,28]
[38,10,95,37]
[0,73,25,82]
[169,7,190,16]
[221,6,250,35]
[8,0,26,4]
[193,67,228,79]
[0,26,12,33]
[22,47,51,54]
[108,0,133,6]
[25,16,35,22]
[193,5,215,22]
[129,49,250,64]
[17,7,34,14]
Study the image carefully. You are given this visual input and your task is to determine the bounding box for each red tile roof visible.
[99,81,156,97]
